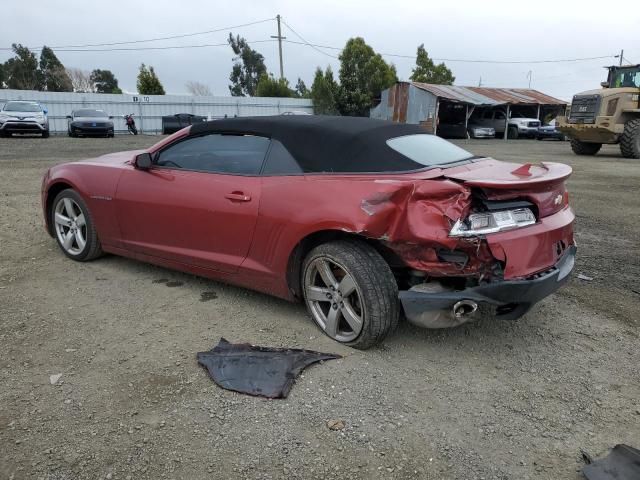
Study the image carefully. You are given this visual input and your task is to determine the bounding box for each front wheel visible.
[51,189,103,261]
[507,126,519,139]
[302,240,399,349]
[620,119,640,159]
[570,139,601,156]
[42,130,50,138]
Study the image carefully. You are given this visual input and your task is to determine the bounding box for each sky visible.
[2,0,638,101]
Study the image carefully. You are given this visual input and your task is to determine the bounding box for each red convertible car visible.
[42,116,575,349]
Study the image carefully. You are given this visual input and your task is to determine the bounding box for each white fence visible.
[0,89,314,134]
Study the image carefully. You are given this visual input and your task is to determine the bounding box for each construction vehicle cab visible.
[558,64,640,158]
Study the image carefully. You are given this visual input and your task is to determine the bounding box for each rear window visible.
[386,134,474,167]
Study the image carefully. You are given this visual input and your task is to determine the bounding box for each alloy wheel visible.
[304,257,365,342]
[54,197,87,255]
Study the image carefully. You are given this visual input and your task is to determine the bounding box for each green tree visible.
[337,37,397,116]
[256,74,293,97]
[4,44,42,90]
[294,77,308,98]
[310,66,339,115]
[90,69,122,93]
[228,33,267,96]
[0,63,5,88]
[39,46,72,92]
[409,44,455,85]
[136,64,165,95]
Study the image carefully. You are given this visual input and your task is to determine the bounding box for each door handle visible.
[224,192,251,202]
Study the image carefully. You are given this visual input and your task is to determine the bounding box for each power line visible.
[280,19,339,59]
[282,38,617,64]
[6,39,277,53]
[0,17,275,51]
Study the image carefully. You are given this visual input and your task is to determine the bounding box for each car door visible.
[114,132,270,273]
[493,110,506,134]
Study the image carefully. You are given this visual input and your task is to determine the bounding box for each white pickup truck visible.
[471,110,541,138]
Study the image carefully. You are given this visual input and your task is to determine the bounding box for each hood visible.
[0,110,46,119]
[439,158,571,189]
[76,149,144,167]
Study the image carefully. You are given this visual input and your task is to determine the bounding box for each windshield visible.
[610,67,640,88]
[3,102,42,112]
[386,134,475,167]
[74,109,108,118]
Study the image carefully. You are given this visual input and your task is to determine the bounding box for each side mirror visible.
[134,152,152,170]
[43,108,48,115]
[108,116,113,119]
[66,115,72,119]
[600,81,610,88]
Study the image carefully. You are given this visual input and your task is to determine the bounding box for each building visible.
[370,82,567,138]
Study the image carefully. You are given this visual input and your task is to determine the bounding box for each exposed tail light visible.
[449,208,536,237]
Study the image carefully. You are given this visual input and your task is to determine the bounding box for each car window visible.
[3,102,42,112]
[494,111,505,120]
[386,134,474,167]
[74,109,108,118]
[156,134,270,175]
[262,140,303,175]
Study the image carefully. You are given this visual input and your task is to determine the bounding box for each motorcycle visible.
[124,114,138,135]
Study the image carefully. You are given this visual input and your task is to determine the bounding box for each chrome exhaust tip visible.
[452,300,478,318]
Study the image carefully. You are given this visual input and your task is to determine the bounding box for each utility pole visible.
[271,15,286,79]
[527,70,532,88]
[478,76,482,87]
[619,49,624,66]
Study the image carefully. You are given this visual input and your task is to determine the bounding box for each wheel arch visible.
[285,229,399,300]
[45,181,76,236]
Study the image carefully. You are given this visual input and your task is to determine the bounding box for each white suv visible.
[472,110,541,139]
[0,101,49,137]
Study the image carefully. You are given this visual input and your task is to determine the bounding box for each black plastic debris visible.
[197,338,341,399]
[582,444,640,480]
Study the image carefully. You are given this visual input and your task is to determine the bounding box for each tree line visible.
[0,36,455,116]
[0,43,166,95]
[226,34,454,116]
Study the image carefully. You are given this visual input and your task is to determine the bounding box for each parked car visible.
[41,116,576,349]
[0,101,49,137]
[162,113,207,135]
[471,110,541,138]
[537,122,566,141]
[467,123,496,139]
[67,109,114,137]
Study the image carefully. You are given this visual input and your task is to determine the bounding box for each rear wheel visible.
[570,139,601,156]
[620,119,640,159]
[507,126,518,139]
[51,189,103,261]
[302,240,398,350]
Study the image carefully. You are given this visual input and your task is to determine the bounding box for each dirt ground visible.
[1,134,638,480]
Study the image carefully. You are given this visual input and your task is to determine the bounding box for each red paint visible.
[42,132,575,300]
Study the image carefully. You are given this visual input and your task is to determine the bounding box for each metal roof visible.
[410,82,567,106]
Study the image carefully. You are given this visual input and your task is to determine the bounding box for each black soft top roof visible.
[189,115,428,173]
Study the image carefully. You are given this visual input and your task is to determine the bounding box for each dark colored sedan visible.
[41,116,575,349]
[537,124,566,141]
[67,109,114,137]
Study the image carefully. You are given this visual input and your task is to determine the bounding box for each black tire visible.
[42,130,50,138]
[620,118,640,159]
[302,240,399,349]
[50,189,103,262]
[507,126,518,139]
[570,139,602,156]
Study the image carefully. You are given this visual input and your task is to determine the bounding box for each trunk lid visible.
[440,158,571,189]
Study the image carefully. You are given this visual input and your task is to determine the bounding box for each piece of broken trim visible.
[582,444,640,480]
[197,338,341,399]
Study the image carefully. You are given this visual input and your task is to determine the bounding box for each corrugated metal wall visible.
[0,90,314,134]
[370,84,437,126]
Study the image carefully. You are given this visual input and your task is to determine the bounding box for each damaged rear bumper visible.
[399,245,576,327]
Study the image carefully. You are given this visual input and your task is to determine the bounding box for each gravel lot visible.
[1,135,638,480]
